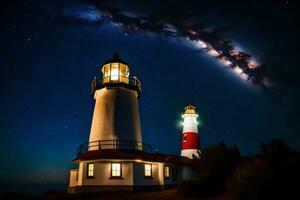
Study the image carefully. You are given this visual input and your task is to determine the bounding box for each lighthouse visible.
[88,53,143,150]
[181,105,201,159]
[69,54,197,193]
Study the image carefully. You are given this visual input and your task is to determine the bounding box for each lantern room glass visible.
[102,62,130,84]
[184,105,197,115]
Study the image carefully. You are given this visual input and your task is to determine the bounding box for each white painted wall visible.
[158,163,164,185]
[77,162,84,186]
[133,162,161,186]
[69,169,78,187]
[81,160,133,186]
[69,160,195,188]
[88,87,142,150]
[181,149,200,159]
[182,114,198,133]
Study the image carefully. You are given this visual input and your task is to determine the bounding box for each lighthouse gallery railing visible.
[91,76,142,95]
[77,140,153,157]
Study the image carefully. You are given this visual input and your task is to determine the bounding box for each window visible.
[103,64,110,77]
[110,63,119,81]
[111,163,122,178]
[120,64,128,77]
[144,164,152,177]
[119,63,130,83]
[87,163,94,178]
[172,167,177,181]
[164,165,170,179]
[183,133,187,142]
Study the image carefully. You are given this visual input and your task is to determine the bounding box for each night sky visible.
[1,0,299,184]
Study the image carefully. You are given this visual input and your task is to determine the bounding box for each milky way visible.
[98,7,264,86]
[17,0,300,91]
[23,0,275,89]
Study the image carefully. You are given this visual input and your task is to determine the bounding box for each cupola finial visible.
[113,52,119,59]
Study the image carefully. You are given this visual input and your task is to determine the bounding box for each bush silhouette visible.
[228,138,300,200]
[227,157,273,200]
[178,142,240,197]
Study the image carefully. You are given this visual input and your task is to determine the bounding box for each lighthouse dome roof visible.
[103,52,129,65]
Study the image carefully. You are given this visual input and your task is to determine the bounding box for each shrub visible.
[228,139,300,200]
[227,157,273,200]
[178,142,240,197]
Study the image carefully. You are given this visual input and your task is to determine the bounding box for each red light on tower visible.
[181,105,201,159]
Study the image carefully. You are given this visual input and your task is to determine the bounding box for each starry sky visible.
[1,0,299,184]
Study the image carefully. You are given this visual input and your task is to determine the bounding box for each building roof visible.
[72,149,195,165]
[103,52,129,65]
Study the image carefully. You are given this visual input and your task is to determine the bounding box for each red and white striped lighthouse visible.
[181,105,201,159]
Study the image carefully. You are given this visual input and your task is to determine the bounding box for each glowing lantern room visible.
[183,105,198,115]
[102,52,130,84]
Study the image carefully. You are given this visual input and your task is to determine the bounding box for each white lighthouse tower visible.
[181,105,201,159]
[88,52,143,150]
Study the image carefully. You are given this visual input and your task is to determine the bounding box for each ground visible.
[29,189,233,200]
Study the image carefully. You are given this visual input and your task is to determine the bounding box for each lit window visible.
[111,163,121,177]
[164,165,170,178]
[87,163,94,178]
[144,164,152,177]
[183,133,187,143]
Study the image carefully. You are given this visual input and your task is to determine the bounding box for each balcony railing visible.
[77,140,153,157]
[91,76,142,95]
